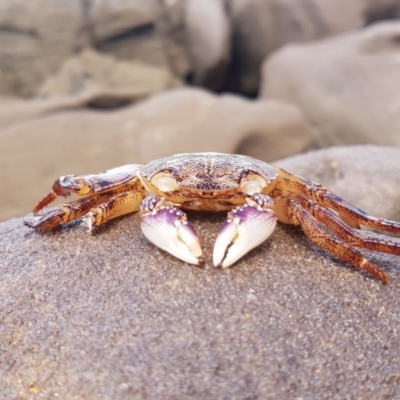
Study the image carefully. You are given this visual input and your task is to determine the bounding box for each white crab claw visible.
[141,206,204,265]
[213,204,277,268]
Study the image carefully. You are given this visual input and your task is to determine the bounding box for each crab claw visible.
[141,198,204,265]
[213,204,277,268]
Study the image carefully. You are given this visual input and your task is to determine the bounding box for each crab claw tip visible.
[213,205,277,268]
[213,218,237,268]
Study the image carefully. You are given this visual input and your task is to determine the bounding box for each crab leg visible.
[275,167,400,235]
[82,191,144,231]
[24,192,113,230]
[24,191,144,230]
[213,193,277,268]
[140,194,204,265]
[319,191,400,234]
[286,198,388,284]
[32,165,141,213]
[290,194,400,257]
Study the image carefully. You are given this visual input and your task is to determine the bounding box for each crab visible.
[24,152,400,283]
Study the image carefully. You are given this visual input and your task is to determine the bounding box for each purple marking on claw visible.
[141,206,203,265]
[140,193,162,214]
[230,204,265,221]
[213,204,277,268]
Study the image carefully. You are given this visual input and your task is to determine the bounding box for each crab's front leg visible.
[213,194,277,268]
[140,194,204,265]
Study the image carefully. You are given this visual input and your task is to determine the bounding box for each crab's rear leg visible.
[285,197,388,284]
[319,190,400,235]
[275,167,400,236]
[32,164,142,213]
[292,193,400,257]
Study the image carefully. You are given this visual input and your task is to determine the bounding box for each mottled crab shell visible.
[141,152,279,192]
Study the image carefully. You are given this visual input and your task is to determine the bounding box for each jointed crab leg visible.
[24,190,144,230]
[25,192,113,230]
[286,197,389,283]
[25,164,144,230]
[82,191,144,231]
[320,191,400,234]
[33,165,141,213]
[293,195,400,256]
[275,167,400,236]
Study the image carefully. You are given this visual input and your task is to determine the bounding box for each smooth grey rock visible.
[1,145,400,398]
[226,0,370,95]
[0,0,87,97]
[36,48,183,101]
[186,0,231,91]
[261,21,400,149]
[0,0,190,97]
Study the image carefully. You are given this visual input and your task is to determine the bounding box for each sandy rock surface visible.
[261,21,400,148]
[2,145,400,398]
[0,87,310,221]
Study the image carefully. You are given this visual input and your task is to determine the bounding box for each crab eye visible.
[241,180,262,195]
[155,176,178,192]
[240,175,267,195]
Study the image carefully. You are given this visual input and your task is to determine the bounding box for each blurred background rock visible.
[1,0,400,220]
